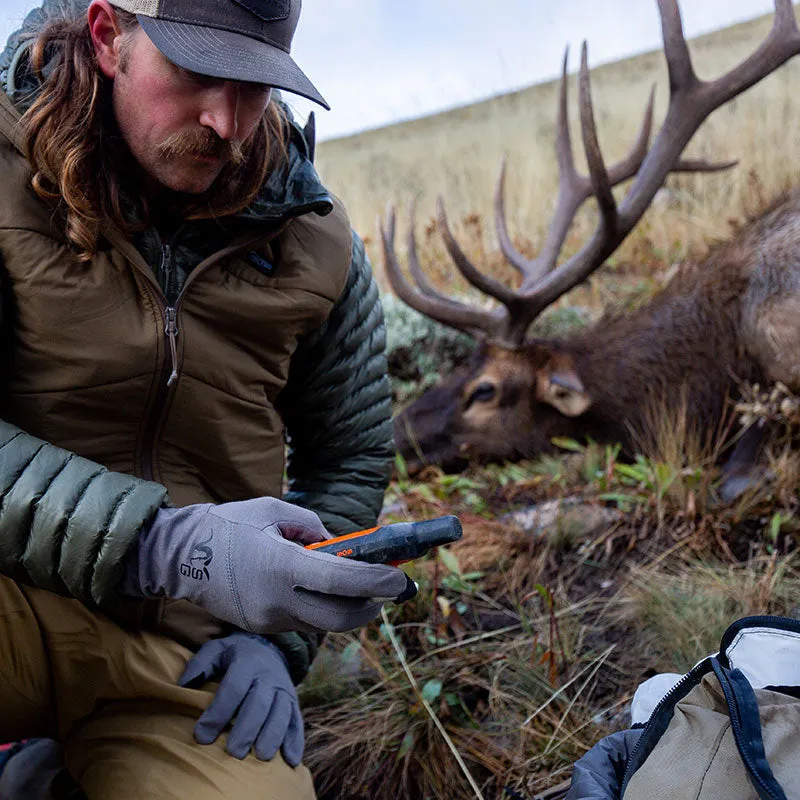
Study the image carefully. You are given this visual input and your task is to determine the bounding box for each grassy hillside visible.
[315,10,800,295]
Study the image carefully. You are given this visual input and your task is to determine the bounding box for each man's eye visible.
[178,67,217,87]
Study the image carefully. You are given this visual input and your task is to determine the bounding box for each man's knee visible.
[0,577,53,741]
[63,701,317,800]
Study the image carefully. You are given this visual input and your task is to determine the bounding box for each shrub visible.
[382,294,475,406]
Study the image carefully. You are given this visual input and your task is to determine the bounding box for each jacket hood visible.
[0,0,333,225]
[1,0,85,111]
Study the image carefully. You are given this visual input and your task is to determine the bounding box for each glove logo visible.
[180,532,214,581]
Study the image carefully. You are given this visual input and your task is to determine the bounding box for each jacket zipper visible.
[165,307,179,387]
[139,242,178,480]
[138,228,288,481]
[159,243,180,387]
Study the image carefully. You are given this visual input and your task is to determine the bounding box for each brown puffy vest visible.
[0,94,351,509]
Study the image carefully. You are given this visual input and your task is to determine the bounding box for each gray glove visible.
[122,497,409,634]
[179,633,304,766]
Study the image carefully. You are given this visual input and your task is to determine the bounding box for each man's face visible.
[112,27,271,194]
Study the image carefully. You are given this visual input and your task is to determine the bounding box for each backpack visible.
[0,739,87,800]
[622,616,800,800]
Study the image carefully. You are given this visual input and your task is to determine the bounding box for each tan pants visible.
[0,576,317,799]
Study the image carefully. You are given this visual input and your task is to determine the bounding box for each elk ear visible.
[536,365,592,417]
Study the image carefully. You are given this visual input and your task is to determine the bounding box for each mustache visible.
[158,129,245,166]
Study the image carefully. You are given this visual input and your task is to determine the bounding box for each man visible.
[0,0,408,797]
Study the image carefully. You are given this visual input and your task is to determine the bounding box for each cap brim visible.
[137,16,329,109]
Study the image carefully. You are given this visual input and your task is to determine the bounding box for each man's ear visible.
[535,355,592,417]
[87,0,125,80]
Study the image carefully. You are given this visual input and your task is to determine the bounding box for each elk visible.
[382,0,800,487]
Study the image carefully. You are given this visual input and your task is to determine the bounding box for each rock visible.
[501,498,622,544]
[379,501,409,521]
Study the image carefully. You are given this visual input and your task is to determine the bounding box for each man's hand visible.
[179,633,304,766]
[122,497,410,633]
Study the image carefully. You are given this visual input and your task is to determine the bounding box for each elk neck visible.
[559,237,765,451]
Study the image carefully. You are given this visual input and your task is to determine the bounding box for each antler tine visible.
[606,87,655,184]
[496,49,578,287]
[777,0,800,28]
[406,199,442,297]
[496,48,588,285]
[672,157,738,172]
[578,41,617,232]
[378,204,503,337]
[528,48,589,276]
[555,47,577,176]
[660,0,698,94]
[436,196,521,308]
[495,154,532,276]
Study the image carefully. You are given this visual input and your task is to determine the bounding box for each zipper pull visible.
[165,306,179,387]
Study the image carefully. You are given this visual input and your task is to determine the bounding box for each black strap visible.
[711,659,787,800]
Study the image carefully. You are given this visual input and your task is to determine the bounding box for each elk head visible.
[383,0,800,473]
[392,341,593,472]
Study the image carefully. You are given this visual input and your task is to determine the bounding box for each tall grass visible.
[623,554,800,672]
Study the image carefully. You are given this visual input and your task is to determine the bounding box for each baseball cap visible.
[109,0,329,109]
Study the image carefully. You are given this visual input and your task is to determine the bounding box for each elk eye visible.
[466,382,497,408]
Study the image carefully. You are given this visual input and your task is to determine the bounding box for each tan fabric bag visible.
[622,616,800,800]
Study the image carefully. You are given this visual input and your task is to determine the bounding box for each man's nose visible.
[199,82,240,140]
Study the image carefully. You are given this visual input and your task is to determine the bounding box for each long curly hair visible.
[21,7,288,260]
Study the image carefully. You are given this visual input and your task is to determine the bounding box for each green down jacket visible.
[0,2,394,683]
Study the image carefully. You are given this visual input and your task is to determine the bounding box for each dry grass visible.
[316,10,800,302]
[622,553,800,673]
[302,560,626,799]
[302,407,799,798]
[303,536,799,798]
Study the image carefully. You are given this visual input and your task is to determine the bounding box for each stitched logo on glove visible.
[180,532,213,581]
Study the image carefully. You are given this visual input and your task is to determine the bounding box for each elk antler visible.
[380,0,800,349]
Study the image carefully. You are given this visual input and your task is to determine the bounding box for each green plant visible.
[382,294,475,406]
